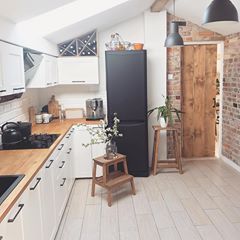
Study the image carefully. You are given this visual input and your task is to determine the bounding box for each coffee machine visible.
[86,98,104,120]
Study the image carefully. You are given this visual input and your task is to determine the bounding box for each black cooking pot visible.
[1,123,23,145]
[1,122,32,141]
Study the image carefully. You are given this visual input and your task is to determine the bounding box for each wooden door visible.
[182,45,217,158]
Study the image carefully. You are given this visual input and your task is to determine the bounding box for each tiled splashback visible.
[0,89,39,125]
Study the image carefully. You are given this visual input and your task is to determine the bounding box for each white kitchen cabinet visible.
[40,155,57,240]
[21,171,43,240]
[73,126,92,178]
[0,41,25,96]
[73,125,104,178]
[0,198,24,240]
[58,56,99,85]
[27,54,58,88]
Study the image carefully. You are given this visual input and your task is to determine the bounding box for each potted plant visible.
[82,113,123,159]
[147,96,183,127]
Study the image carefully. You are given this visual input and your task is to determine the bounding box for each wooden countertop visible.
[0,118,101,222]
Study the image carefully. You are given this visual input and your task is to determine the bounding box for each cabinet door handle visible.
[45,159,54,168]
[66,133,71,139]
[30,178,41,190]
[60,178,66,186]
[72,80,86,83]
[13,87,24,91]
[0,89,6,93]
[54,82,58,84]
[46,82,52,86]
[58,143,64,150]
[8,204,24,223]
[59,161,65,168]
[67,148,72,154]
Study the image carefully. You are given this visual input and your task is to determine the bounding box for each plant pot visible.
[105,140,117,159]
[159,117,168,128]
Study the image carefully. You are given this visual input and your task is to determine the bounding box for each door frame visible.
[183,41,224,158]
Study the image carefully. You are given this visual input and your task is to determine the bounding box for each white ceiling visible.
[46,0,155,43]
[0,0,77,23]
[165,0,240,36]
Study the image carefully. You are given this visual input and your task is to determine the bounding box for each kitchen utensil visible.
[1,122,23,145]
[42,113,51,123]
[133,43,144,50]
[35,114,43,124]
[28,106,36,125]
[1,122,32,141]
[48,95,60,118]
[86,98,104,120]
[65,108,85,119]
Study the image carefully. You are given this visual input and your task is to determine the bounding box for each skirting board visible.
[221,154,240,173]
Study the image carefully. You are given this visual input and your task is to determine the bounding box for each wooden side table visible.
[152,125,183,175]
[92,153,136,206]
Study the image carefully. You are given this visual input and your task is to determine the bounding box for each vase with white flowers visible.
[83,113,123,159]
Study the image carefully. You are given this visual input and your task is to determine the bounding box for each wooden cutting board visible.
[48,95,60,118]
[28,106,36,125]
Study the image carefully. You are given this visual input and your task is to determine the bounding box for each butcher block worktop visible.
[0,118,100,222]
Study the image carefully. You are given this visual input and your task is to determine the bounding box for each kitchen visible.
[1,0,240,240]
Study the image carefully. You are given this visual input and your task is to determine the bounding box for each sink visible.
[0,175,25,205]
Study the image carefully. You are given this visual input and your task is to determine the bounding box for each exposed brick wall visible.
[222,33,240,165]
[166,14,224,157]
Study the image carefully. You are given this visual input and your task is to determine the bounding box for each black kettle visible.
[1,122,23,145]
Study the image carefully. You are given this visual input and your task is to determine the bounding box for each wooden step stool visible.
[91,153,136,206]
[152,125,183,175]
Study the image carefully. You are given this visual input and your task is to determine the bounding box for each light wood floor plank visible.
[161,189,184,212]
[196,225,223,240]
[80,204,101,240]
[205,209,240,240]
[159,227,181,240]
[181,197,211,225]
[189,187,217,210]
[136,214,160,240]
[171,211,202,240]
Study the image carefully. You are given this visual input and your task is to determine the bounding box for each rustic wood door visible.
[182,44,217,158]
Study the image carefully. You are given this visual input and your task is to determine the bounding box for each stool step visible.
[96,171,133,188]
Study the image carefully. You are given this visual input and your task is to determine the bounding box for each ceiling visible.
[0,0,77,23]
[165,0,240,36]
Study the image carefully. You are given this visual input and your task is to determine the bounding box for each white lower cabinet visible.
[22,171,43,240]
[73,125,105,178]
[0,125,104,239]
[0,198,24,240]
[40,156,57,240]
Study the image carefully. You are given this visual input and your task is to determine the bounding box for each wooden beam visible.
[151,0,171,12]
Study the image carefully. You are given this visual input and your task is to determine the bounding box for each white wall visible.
[145,11,167,163]
[0,89,40,125]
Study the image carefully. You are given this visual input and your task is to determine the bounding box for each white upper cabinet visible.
[58,56,99,84]
[0,41,25,96]
[27,55,58,88]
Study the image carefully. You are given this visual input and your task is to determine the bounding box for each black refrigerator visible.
[106,50,149,177]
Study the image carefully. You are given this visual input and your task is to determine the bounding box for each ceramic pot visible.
[160,117,168,128]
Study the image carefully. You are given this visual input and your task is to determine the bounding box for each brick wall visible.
[222,33,240,165]
[166,14,224,157]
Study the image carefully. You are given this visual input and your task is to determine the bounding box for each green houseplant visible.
[147,96,183,127]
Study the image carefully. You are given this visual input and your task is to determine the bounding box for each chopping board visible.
[48,95,60,118]
[28,106,36,125]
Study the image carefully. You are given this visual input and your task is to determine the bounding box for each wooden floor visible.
[55,160,240,240]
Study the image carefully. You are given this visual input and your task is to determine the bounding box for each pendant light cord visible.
[173,0,175,18]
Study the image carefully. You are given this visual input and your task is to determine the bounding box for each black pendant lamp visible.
[164,0,186,47]
[164,21,186,47]
[203,0,239,24]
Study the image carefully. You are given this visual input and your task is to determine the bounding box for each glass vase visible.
[105,140,117,159]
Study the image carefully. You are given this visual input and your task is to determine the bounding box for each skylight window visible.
[17,0,128,37]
